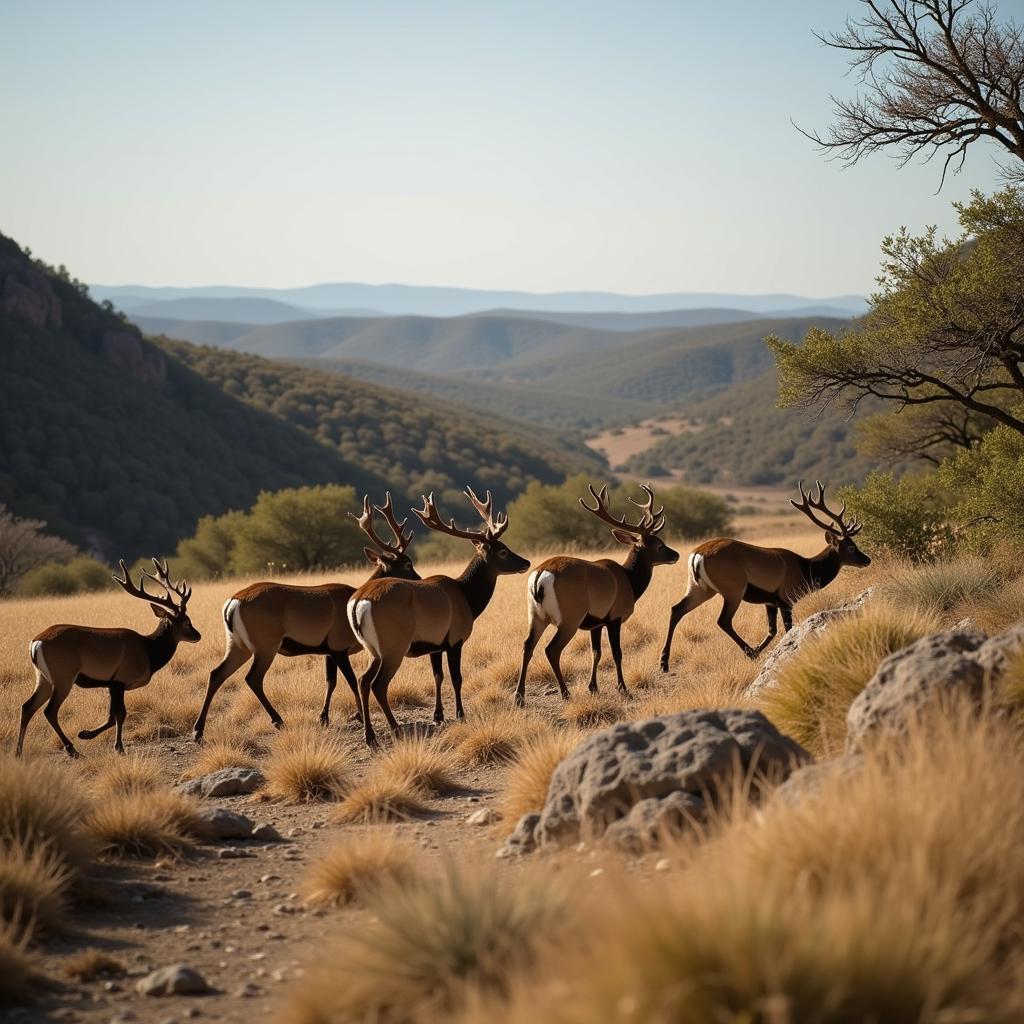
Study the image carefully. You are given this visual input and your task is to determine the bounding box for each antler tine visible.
[579,481,646,536]
[627,483,665,530]
[375,491,414,552]
[464,486,508,539]
[113,558,179,611]
[349,494,404,555]
[143,557,191,608]
[791,479,856,536]
[413,492,487,543]
[790,479,834,532]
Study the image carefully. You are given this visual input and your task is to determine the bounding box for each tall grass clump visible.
[0,840,71,935]
[335,775,429,824]
[484,707,1024,1024]
[0,755,94,873]
[85,790,202,858]
[500,730,583,824]
[760,602,937,756]
[0,918,34,1002]
[265,727,351,802]
[284,865,565,1023]
[304,834,420,908]
[372,735,463,796]
[446,710,538,767]
[86,751,163,798]
[882,554,1012,617]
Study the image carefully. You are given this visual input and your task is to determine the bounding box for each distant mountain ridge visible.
[93,280,867,319]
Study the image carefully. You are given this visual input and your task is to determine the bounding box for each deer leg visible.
[661,587,714,672]
[588,628,602,694]
[328,652,361,725]
[514,614,548,708]
[368,655,406,742]
[780,604,794,632]
[43,686,79,758]
[544,625,576,700]
[447,643,465,720]
[78,682,119,741]
[358,656,382,748]
[245,651,284,729]
[16,671,53,757]
[320,657,337,727]
[716,596,758,659]
[749,605,779,657]
[430,652,446,724]
[193,642,253,744]
[111,686,128,754]
[607,620,629,696]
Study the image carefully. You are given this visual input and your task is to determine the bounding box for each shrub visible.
[881,555,1011,616]
[837,470,951,562]
[265,728,351,802]
[760,602,937,757]
[304,834,420,907]
[17,556,112,597]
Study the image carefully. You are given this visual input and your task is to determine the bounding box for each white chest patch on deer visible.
[349,599,381,658]
[224,598,256,653]
[529,570,562,624]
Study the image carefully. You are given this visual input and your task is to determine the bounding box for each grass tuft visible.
[304,834,420,907]
[0,918,35,1002]
[335,775,429,823]
[86,751,163,798]
[85,790,202,858]
[181,737,260,780]
[264,727,352,802]
[447,710,537,767]
[62,948,127,981]
[760,601,937,757]
[499,730,583,823]
[559,691,626,728]
[882,555,1010,616]
[0,838,72,935]
[372,735,464,796]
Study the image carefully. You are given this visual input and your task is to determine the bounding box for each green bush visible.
[17,556,113,597]
[175,510,247,580]
[837,471,952,562]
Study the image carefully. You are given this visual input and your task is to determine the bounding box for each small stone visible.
[260,874,281,883]
[251,823,282,842]
[466,808,498,826]
[234,983,261,998]
[184,1011,201,1020]
[231,889,253,900]
[104,981,123,993]
[249,953,267,961]
[218,847,255,860]
[589,868,604,878]
[176,767,266,799]
[194,807,256,842]
[286,827,303,838]
[466,796,481,803]
[311,820,326,830]
[655,858,672,872]
[136,965,212,997]
[274,903,297,915]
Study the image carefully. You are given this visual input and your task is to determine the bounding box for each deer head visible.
[112,558,202,642]
[580,482,680,565]
[349,493,420,579]
[791,480,871,567]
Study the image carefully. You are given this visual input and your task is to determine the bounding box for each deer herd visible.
[16,480,870,757]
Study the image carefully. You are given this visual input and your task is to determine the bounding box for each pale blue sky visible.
[0,0,1006,296]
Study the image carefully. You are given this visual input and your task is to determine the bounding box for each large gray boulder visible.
[536,709,810,850]
[846,624,1024,751]
[745,588,875,699]
[177,766,265,798]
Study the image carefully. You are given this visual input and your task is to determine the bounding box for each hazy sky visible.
[0,0,1007,297]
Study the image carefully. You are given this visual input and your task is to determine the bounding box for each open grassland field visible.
[3,529,1024,1022]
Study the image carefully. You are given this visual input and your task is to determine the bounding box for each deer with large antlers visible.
[192,494,420,743]
[515,482,679,707]
[660,480,871,671]
[347,487,530,747]
[16,559,201,757]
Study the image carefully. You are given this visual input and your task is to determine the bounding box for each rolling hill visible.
[0,233,599,560]
[125,296,318,323]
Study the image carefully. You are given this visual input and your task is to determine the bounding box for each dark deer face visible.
[152,603,202,643]
[477,538,531,575]
[826,529,871,567]
[365,547,421,580]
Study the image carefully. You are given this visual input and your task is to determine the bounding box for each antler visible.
[112,558,188,612]
[350,493,414,556]
[790,480,861,537]
[464,486,509,540]
[580,482,665,536]
[414,492,489,542]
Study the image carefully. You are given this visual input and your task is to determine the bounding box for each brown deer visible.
[660,480,871,671]
[514,483,679,707]
[347,487,530,747]
[17,560,200,758]
[192,494,419,744]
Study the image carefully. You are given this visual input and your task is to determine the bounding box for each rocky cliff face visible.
[1,253,62,329]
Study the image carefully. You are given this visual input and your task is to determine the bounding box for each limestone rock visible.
[496,812,541,858]
[177,767,266,798]
[192,807,256,842]
[537,708,809,849]
[136,965,211,997]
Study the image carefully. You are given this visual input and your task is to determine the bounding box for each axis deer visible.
[660,480,871,671]
[16,560,200,758]
[514,483,679,707]
[192,494,419,744]
[347,487,530,748]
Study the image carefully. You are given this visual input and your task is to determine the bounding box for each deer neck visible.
[803,546,842,593]
[456,555,499,621]
[144,620,180,675]
[621,546,654,601]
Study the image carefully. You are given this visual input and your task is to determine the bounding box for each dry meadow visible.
[3,526,1024,1022]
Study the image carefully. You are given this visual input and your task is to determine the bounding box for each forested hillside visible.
[623,370,901,486]
[0,234,599,559]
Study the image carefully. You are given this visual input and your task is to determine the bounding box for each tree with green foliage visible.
[18,556,112,597]
[0,504,77,595]
[769,188,1024,459]
[175,510,248,580]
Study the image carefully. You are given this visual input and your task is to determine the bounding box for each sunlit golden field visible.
[5,527,1024,1022]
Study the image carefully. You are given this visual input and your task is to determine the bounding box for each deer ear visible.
[611,528,638,546]
[150,604,171,619]
[363,547,387,567]
[825,528,840,547]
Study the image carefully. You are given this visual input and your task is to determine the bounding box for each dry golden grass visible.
[559,691,627,728]
[445,709,543,767]
[304,833,420,907]
[499,729,584,823]
[85,750,163,798]
[180,736,261,779]
[372,735,464,795]
[0,918,34,1001]
[264,727,352,802]
[62,948,127,981]
[760,600,939,757]
[0,838,72,935]
[335,774,430,823]
[0,755,95,872]
[284,865,566,1024]
[85,790,202,858]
